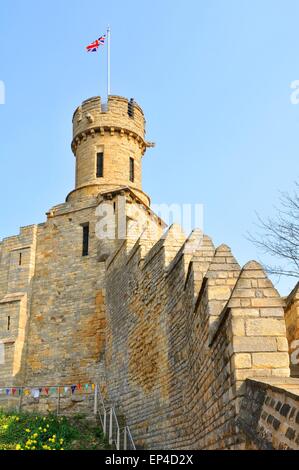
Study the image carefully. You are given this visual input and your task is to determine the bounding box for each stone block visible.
[231,318,245,336]
[251,298,284,308]
[233,337,277,352]
[252,352,289,369]
[260,308,284,318]
[231,308,259,317]
[246,319,286,337]
[234,353,252,369]
[276,337,289,352]
[208,286,231,300]
[235,368,272,380]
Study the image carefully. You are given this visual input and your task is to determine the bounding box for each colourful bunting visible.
[31,388,40,399]
[0,383,95,397]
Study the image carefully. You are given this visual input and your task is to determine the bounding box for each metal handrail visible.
[109,407,120,449]
[95,384,135,450]
[124,425,136,450]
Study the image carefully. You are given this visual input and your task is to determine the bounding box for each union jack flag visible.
[86,35,106,52]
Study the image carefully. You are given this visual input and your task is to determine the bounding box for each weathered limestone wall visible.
[0,196,108,414]
[23,197,106,388]
[285,283,299,377]
[238,378,299,449]
[0,225,37,386]
[104,225,188,449]
[104,225,295,450]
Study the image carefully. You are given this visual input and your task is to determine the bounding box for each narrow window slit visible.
[82,223,89,257]
[129,157,135,182]
[96,152,104,177]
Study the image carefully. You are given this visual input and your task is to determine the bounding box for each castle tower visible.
[67,95,153,206]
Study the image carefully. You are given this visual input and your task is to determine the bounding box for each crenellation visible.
[0,94,298,449]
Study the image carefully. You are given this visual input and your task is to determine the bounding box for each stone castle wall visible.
[1,94,299,449]
[238,377,299,449]
[285,283,299,377]
[0,225,37,386]
[0,196,106,389]
[104,225,295,449]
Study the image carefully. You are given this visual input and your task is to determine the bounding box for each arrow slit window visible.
[129,157,134,182]
[82,223,89,257]
[96,152,104,178]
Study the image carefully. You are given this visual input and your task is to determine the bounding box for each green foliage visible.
[0,410,108,450]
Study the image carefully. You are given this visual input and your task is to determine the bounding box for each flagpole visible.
[107,25,111,100]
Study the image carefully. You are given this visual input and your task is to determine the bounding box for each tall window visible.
[129,157,135,182]
[7,316,10,331]
[19,252,22,266]
[96,152,104,178]
[82,223,89,257]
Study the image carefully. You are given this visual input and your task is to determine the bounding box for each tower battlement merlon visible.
[72,95,146,143]
[67,95,152,206]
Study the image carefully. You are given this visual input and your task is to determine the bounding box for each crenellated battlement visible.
[1,91,299,450]
[72,95,147,154]
[68,95,153,204]
[104,221,298,450]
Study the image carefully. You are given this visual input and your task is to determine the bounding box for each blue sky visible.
[0,0,298,295]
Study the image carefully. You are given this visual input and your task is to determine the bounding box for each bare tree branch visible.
[247,182,299,279]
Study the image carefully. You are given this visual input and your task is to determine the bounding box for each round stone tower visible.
[67,95,152,206]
